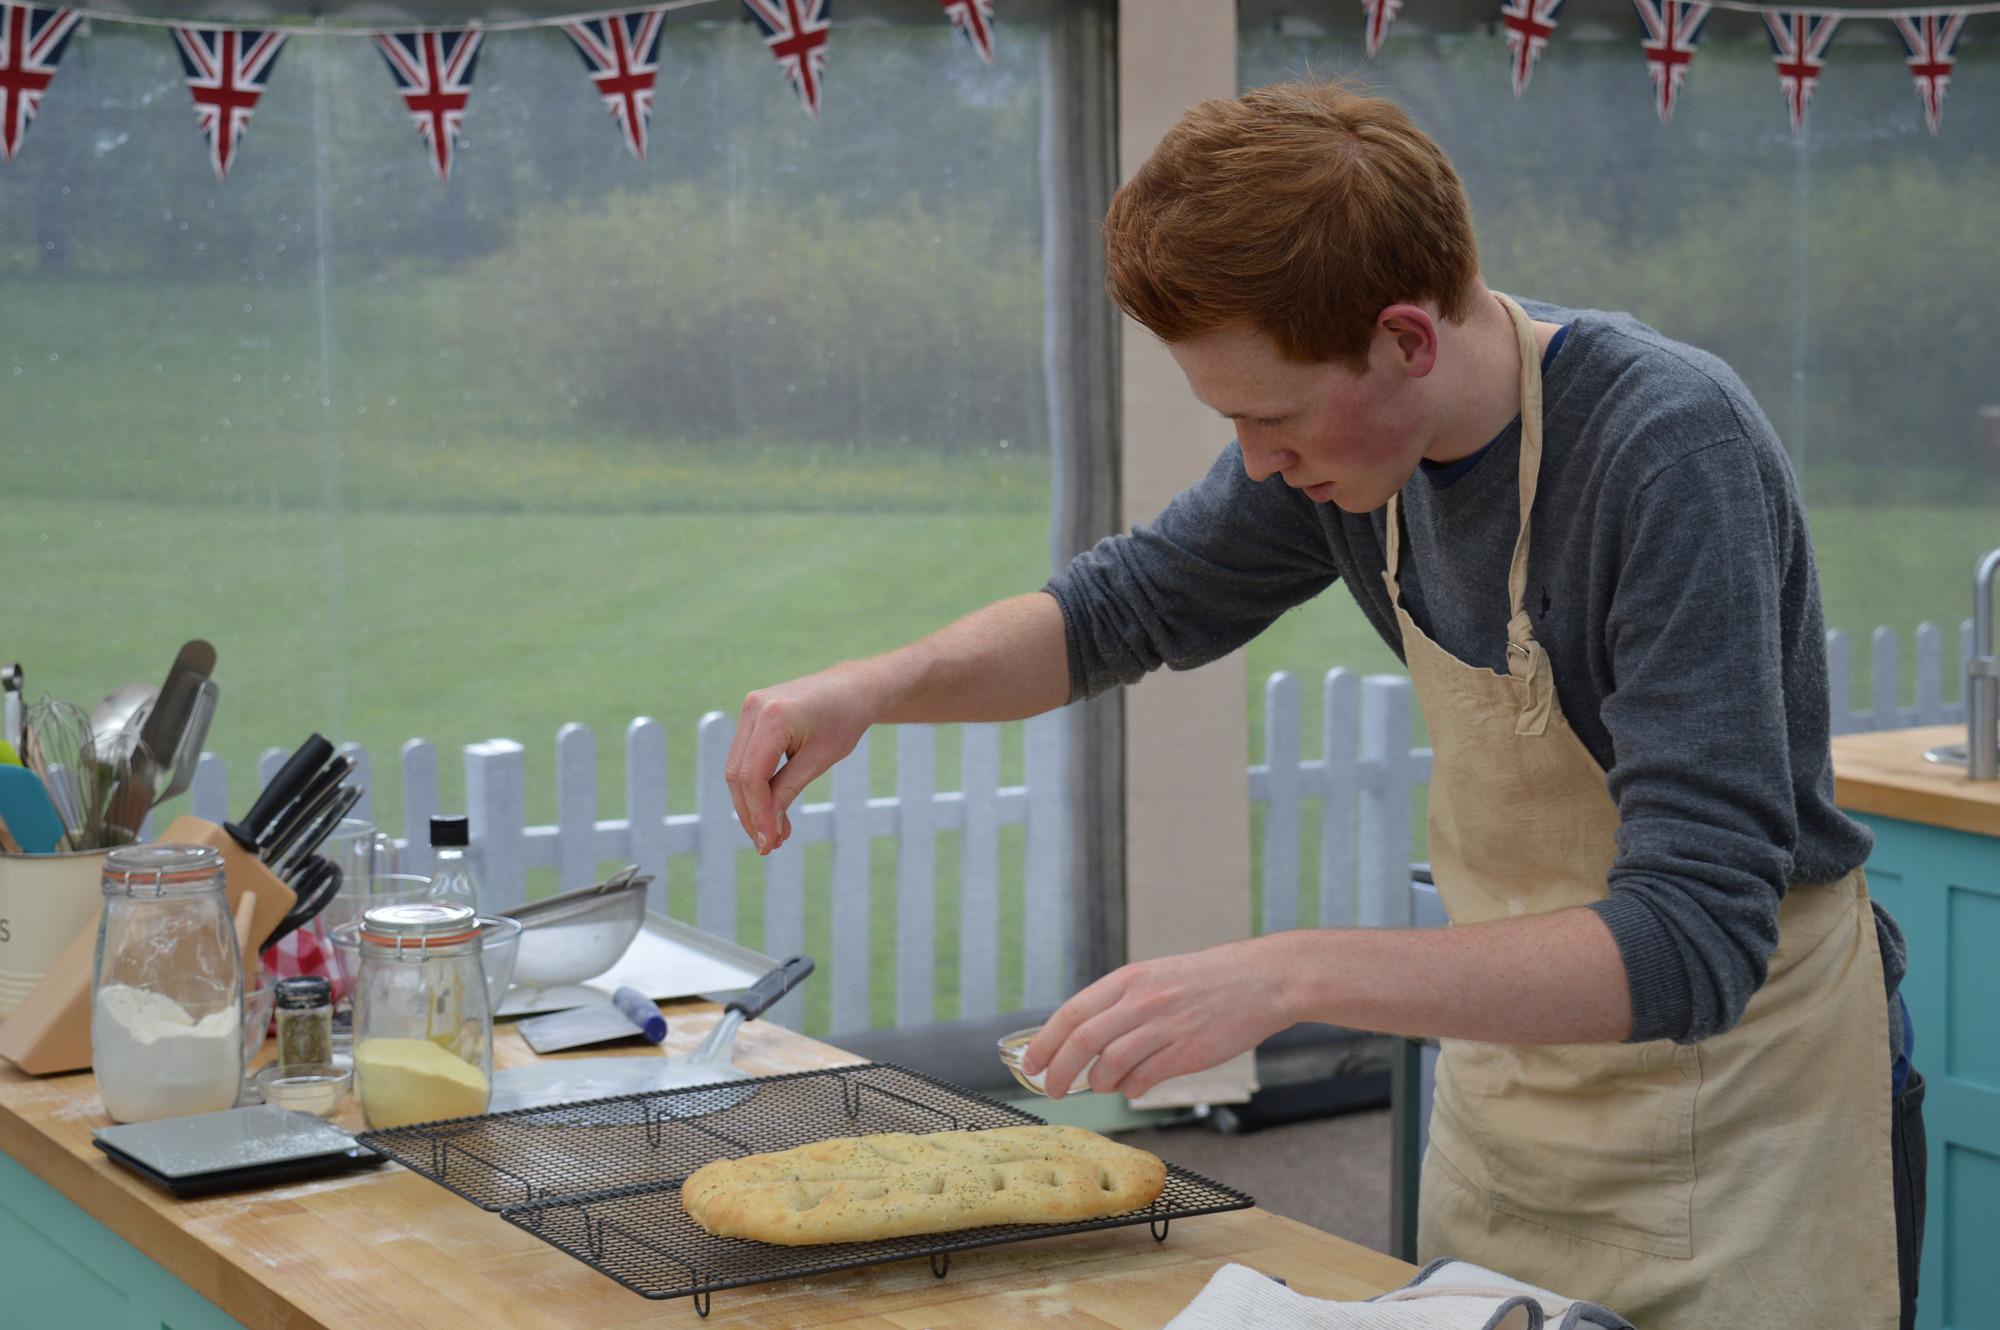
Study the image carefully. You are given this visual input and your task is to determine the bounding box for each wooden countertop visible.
[1832,724,2000,837]
[0,1003,1412,1328]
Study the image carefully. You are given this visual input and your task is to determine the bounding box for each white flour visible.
[94,983,242,1123]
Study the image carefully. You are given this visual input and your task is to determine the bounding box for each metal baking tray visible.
[357,1063,1254,1317]
[497,911,779,1019]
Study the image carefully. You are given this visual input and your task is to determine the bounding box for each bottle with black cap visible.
[427,815,479,911]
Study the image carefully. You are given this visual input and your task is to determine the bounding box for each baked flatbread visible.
[680,1123,1168,1245]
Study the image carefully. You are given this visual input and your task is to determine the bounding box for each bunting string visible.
[0,0,1005,176]
[1349,0,1994,134]
[2,0,1993,188]
[36,0,724,34]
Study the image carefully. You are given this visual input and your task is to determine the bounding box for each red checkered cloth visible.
[260,922,347,1004]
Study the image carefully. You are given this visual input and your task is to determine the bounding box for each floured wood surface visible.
[2,1005,1410,1326]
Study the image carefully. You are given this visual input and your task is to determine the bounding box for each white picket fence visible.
[1824,621,1974,736]
[173,621,1970,1037]
[179,712,1073,1035]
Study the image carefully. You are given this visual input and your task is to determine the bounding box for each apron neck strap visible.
[1496,292,1544,632]
[1384,292,1546,632]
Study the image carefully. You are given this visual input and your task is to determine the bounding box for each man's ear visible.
[1377,304,1439,379]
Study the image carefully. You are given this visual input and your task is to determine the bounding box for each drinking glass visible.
[322,818,399,892]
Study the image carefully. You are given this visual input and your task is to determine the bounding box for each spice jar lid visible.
[101,844,225,896]
[360,901,478,948]
[275,975,333,1010]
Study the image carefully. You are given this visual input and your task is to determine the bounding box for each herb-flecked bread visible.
[679,1123,1168,1245]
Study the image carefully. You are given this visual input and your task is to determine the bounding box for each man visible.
[724,81,1923,1329]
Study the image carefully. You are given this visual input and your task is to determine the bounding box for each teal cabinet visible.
[0,1150,245,1330]
[1853,813,2000,1330]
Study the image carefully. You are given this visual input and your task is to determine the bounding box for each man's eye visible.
[1254,417,1286,429]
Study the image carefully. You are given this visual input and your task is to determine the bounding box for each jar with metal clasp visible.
[91,844,242,1123]
[352,901,492,1129]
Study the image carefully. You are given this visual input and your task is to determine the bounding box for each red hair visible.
[1104,80,1481,365]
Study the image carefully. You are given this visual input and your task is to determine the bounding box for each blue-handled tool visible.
[0,765,65,854]
[515,985,670,1054]
[611,985,668,1042]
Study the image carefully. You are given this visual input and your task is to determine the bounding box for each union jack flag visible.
[0,4,78,164]
[565,12,664,160]
[172,26,286,182]
[1763,11,1840,136]
[376,29,483,181]
[941,0,995,65]
[1500,0,1563,96]
[1633,0,1709,124]
[1361,0,1402,58]
[1893,12,1965,136]
[742,0,830,118]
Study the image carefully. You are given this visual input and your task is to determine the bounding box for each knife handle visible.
[259,754,354,863]
[277,783,363,884]
[728,955,815,1021]
[225,734,332,850]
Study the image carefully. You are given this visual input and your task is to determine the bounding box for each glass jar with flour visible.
[91,845,243,1123]
[352,901,492,1129]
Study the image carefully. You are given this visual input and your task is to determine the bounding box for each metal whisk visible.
[21,695,131,852]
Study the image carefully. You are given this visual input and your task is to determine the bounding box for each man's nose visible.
[1240,440,1300,483]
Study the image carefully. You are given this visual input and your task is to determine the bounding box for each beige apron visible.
[1390,295,1899,1328]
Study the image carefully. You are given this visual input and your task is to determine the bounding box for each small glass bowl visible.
[997,1026,1095,1096]
[253,1062,352,1117]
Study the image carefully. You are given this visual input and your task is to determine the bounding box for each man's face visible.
[1167,322,1434,514]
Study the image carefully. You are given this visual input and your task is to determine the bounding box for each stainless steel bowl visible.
[504,877,649,987]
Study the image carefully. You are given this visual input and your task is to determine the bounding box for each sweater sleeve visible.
[1590,436,1803,1045]
[1043,443,1341,703]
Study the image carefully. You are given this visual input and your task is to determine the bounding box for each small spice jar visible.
[274,975,334,1071]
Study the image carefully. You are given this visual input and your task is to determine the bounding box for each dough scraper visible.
[490,955,814,1113]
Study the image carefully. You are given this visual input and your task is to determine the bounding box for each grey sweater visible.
[1044,300,1904,1046]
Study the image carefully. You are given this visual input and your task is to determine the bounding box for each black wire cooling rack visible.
[357,1062,1254,1316]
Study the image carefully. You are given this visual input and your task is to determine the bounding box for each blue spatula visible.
[0,765,66,854]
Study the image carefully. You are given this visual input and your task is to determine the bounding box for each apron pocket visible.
[1435,1037,1699,1259]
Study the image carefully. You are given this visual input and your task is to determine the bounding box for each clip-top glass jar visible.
[92,845,243,1123]
[352,901,492,1129]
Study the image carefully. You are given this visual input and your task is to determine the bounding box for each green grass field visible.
[8,277,1996,1032]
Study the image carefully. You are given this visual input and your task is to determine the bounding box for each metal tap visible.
[1968,549,2000,780]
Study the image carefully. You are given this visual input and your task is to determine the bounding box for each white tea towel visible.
[1164,1258,1635,1330]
